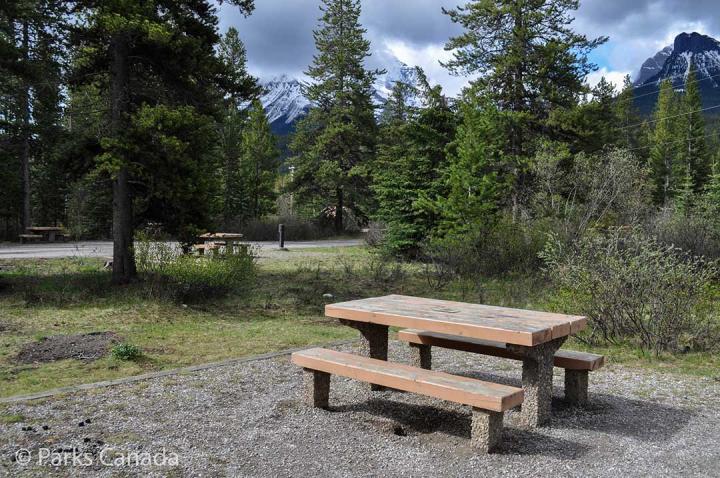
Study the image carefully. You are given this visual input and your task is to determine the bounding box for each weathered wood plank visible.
[326,295,586,346]
[398,329,605,371]
[291,348,524,412]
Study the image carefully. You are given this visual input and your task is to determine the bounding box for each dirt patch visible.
[15,332,121,364]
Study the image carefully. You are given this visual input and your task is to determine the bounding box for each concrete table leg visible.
[303,368,330,409]
[565,369,589,406]
[471,408,503,453]
[340,320,388,391]
[508,337,566,428]
[410,343,432,370]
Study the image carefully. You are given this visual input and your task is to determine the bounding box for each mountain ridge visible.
[259,60,423,135]
[634,32,720,114]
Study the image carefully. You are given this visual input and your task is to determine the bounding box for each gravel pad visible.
[1,341,719,477]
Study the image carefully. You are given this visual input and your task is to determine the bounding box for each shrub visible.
[364,221,386,248]
[648,207,720,261]
[541,228,718,354]
[162,253,255,302]
[135,234,256,303]
[532,147,653,240]
[111,343,143,361]
[423,216,550,280]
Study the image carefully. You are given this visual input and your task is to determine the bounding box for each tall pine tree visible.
[442,0,606,219]
[289,0,380,233]
[373,69,456,256]
[649,79,680,205]
[68,0,257,283]
[241,100,279,220]
[678,61,710,193]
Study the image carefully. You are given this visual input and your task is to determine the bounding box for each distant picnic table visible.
[194,232,245,255]
[20,226,66,243]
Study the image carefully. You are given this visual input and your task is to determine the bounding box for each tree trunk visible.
[110,33,136,284]
[20,20,31,232]
[335,187,344,234]
[254,156,260,219]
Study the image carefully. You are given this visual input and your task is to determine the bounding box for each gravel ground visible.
[1,341,719,477]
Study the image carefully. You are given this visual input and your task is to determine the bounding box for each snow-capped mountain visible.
[372,62,424,108]
[635,45,674,86]
[258,75,311,135]
[259,60,423,135]
[634,32,720,113]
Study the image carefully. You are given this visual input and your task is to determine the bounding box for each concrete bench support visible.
[303,368,330,409]
[410,343,432,369]
[471,408,504,452]
[508,337,566,428]
[340,320,388,391]
[564,369,589,406]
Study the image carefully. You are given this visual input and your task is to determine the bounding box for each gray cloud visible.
[575,0,720,75]
[218,0,462,88]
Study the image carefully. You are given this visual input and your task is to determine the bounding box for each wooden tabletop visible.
[27,227,64,232]
[325,295,586,347]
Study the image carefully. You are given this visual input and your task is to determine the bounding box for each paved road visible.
[0,239,364,260]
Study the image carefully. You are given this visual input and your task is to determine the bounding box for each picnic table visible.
[22,226,66,243]
[325,294,588,428]
[195,232,246,255]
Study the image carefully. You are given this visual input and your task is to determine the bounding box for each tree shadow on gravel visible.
[551,392,696,442]
[334,397,591,459]
[452,369,695,443]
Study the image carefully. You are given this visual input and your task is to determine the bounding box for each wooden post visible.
[279,223,285,249]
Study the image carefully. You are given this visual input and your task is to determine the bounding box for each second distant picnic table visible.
[198,232,245,254]
[325,294,587,427]
[26,227,66,242]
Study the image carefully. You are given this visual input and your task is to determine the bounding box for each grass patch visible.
[0,413,25,424]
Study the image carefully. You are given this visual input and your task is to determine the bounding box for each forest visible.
[2,0,720,357]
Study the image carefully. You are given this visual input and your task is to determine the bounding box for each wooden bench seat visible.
[292,347,523,452]
[192,243,220,255]
[19,234,43,244]
[398,329,604,406]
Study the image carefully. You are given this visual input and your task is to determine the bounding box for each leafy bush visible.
[135,235,256,303]
[111,343,143,361]
[541,228,718,354]
[532,147,652,240]
[648,206,720,261]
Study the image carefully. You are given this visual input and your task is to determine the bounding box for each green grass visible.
[0,246,718,399]
[0,413,24,424]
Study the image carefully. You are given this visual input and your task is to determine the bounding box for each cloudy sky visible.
[218,0,720,96]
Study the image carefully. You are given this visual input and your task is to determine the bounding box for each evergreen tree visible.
[217,27,260,226]
[556,76,620,153]
[674,164,696,215]
[240,100,279,219]
[649,80,680,205]
[68,0,257,283]
[615,75,644,153]
[442,0,606,219]
[0,0,66,236]
[372,69,456,256]
[678,62,710,191]
[432,87,509,237]
[289,0,380,233]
